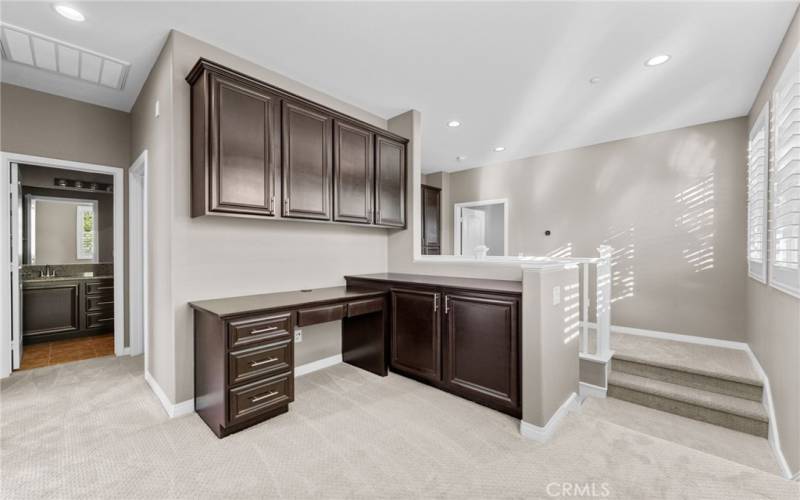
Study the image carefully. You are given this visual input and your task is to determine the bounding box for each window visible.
[748,105,769,282]
[76,204,97,260]
[770,49,800,298]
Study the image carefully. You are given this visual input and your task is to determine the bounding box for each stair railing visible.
[574,245,613,361]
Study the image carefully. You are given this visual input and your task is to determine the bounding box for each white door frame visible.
[0,152,126,377]
[453,198,509,256]
[128,151,148,365]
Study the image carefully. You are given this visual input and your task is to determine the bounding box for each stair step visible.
[611,333,762,387]
[608,371,768,437]
[612,358,763,402]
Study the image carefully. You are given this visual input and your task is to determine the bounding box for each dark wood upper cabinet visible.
[444,292,519,412]
[282,101,333,220]
[191,70,278,217]
[334,121,373,223]
[187,59,407,228]
[375,136,406,227]
[390,289,441,382]
[421,184,441,255]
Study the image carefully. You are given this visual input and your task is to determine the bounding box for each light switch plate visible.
[294,329,303,343]
[552,286,561,305]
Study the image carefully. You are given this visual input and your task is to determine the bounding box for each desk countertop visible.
[188,286,386,318]
[344,273,523,294]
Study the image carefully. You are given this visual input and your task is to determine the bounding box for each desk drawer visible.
[229,339,292,385]
[296,303,345,327]
[229,372,293,424]
[228,313,291,349]
[347,297,384,317]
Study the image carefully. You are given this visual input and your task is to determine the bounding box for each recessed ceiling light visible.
[447,120,461,128]
[456,155,467,161]
[494,146,505,152]
[53,4,85,22]
[589,77,601,84]
[645,54,670,67]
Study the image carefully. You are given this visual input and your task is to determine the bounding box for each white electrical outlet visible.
[294,329,303,343]
[552,286,561,305]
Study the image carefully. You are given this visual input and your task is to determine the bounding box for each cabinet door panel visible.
[211,74,277,215]
[391,289,441,382]
[421,185,441,253]
[282,101,332,220]
[445,293,519,411]
[22,285,80,338]
[375,136,406,227]
[334,121,373,223]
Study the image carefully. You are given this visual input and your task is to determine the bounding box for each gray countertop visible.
[23,275,114,284]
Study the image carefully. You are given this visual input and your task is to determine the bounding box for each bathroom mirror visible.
[25,196,99,265]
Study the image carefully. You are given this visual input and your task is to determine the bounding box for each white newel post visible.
[595,245,613,358]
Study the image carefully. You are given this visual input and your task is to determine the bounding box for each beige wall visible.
[0,83,131,345]
[747,7,800,475]
[434,118,748,342]
[131,31,392,404]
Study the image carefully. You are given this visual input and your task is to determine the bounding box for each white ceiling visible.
[1,2,796,173]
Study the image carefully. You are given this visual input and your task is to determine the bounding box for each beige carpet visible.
[2,356,798,499]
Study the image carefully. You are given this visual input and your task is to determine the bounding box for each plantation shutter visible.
[771,49,800,298]
[748,106,768,282]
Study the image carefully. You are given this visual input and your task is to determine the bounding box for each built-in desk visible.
[190,274,522,437]
[189,286,388,437]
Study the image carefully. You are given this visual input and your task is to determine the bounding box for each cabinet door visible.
[375,136,406,227]
[444,292,519,412]
[209,73,278,215]
[334,121,374,223]
[282,101,333,220]
[421,185,441,253]
[390,289,441,382]
[22,284,80,338]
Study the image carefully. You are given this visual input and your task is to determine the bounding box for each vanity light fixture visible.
[53,4,85,22]
[494,146,505,152]
[645,54,671,67]
[447,120,461,128]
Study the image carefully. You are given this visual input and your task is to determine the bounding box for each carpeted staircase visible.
[607,333,769,437]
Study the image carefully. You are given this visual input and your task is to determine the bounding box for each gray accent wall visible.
[747,6,800,475]
[430,118,748,342]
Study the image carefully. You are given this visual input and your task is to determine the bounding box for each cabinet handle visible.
[250,357,278,367]
[444,296,450,314]
[97,318,114,323]
[270,196,275,213]
[250,391,278,403]
[96,301,114,306]
[433,293,439,312]
[249,325,279,335]
[284,198,289,213]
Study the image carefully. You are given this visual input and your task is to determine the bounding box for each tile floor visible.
[19,333,114,370]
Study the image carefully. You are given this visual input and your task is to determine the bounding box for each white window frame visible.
[747,105,769,283]
[769,47,800,299]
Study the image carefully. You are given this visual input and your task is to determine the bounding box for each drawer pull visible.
[249,357,278,367]
[249,326,279,335]
[96,301,114,306]
[97,318,114,323]
[250,391,278,403]
[96,286,114,290]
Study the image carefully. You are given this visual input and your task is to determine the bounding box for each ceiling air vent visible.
[0,23,130,90]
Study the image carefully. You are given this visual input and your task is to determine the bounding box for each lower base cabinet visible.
[350,276,521,418]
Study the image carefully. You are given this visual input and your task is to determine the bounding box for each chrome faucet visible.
[39,265,56,278]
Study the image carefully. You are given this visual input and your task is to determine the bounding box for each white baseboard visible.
[115,347,130,357]
[144,371,194,418]
[743,347,795,480]
[295,354,342,377]
[520,392,578,442]
[579,382,607,400]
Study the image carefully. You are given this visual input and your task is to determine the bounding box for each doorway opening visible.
[453,199,508,257]
[0,153,128,377]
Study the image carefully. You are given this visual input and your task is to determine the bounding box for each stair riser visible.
[612,359,763,402]
[608,384,768,438]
